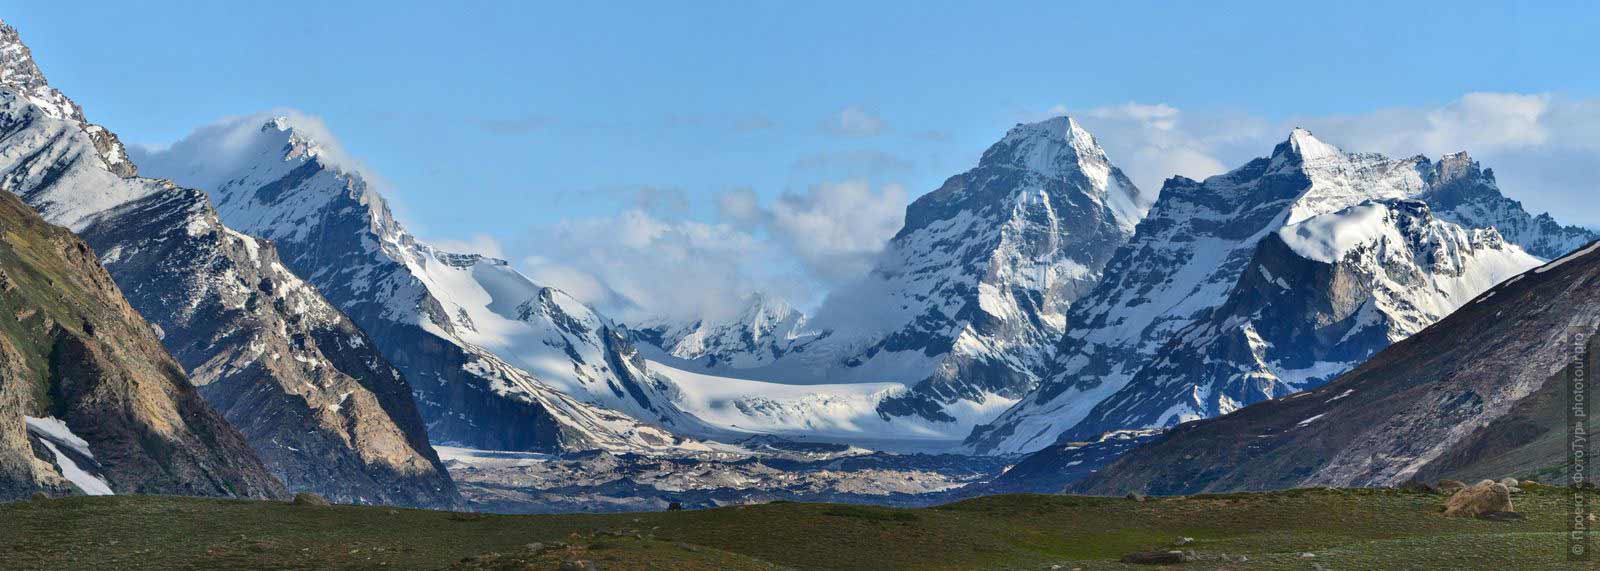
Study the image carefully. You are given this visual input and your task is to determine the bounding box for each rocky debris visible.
[1438,480,1467,494]
[1126,492,1146,502]
[292,492,331,506]
[446,447,1010,513]
[558,559,596,570]
[1443,480,1515,518]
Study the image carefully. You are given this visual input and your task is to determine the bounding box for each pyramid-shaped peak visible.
[980,115,1111,178]
[1284,127,1343,161]
[1002,116,1102,151]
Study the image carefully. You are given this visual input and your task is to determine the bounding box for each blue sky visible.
[5,1,1599,318]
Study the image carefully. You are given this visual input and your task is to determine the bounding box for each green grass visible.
[0,487,1589,570]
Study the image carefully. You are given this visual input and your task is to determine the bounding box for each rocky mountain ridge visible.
[968,129,1594,455]
[0,20,459,507]
[1076,240,1600,494]
[0,177,283,500]
[133,114,715,454]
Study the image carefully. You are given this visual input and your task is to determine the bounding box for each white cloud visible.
[823,106,887,138]
[716,187,765,228]
[519,209,786,323]
[1062,102,1271,195]
[767,181,908,283]
[513,181,907,323]
[1297,93,1551,157]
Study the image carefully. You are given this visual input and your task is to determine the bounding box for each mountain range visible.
[1,14,1596,510]
[967,129,1593,455]
[0,20,457,507]
[630,117,1151,446]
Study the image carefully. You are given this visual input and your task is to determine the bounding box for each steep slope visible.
[132,115,706,452]
[1060,199,1539,441]
[0,183,283,500]
[646,117,1146,443]
[1077,241,1600,494]
[970,129,1593,455]
[856,118,1144,431]
[0,21,458,507]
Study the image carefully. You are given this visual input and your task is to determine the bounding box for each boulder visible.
[1120,551,1185,565]
[1399,480,1437,494]
[1442,481,1514,517]
[1437,480,1467,494]
[1478,511,1525,522]
[1126,492,1146,502]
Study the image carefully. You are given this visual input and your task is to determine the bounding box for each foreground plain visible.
[0,487,1588,569]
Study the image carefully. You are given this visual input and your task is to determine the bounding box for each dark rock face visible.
[0,187,284,500]
[0,21,460,508]
[1075,242,1600,495]
[79,188,460,508]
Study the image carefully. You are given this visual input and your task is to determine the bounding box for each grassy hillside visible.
[0,487,1587,570]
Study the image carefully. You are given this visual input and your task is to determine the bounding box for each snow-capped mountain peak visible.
[1262,128,1433,225]
[137,110,717,454]
[626,117,1150,445]
[0,21,133,177]
[981,116,1146,227]
[1283,127,1342,162]
[631,292,812,369]
[968,131,1593,455]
